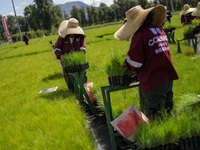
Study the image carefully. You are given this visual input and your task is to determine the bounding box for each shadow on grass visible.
[42,72,63,81]
[2,49,51,60]
[96,32,115,38]
[39,89,74,101]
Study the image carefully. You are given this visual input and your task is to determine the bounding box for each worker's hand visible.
[80,49,86,54]
[60,55,64,66]
[60,54,64,59]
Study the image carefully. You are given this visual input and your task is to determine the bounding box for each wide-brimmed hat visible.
[114,5,166,41]
[192,2,200,16]
[58,18,85,38]
[179,4,195,15]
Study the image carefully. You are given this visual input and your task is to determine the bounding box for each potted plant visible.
[132,96,200,150]
[105,52,138,86]
[61,51,89,73]
[191,19,200,35]
[163,23,176,33]
[183,25,195,39]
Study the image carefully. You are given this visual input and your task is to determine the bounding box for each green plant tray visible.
[64,62,89,73]
[108,73,138,86]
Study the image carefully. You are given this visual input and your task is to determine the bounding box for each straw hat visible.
[58,18,85,38]
[114,5,166,41]
[179,4,195,15]
[192,2,200,16]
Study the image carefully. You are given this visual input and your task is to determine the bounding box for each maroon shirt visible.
[54,34,86,59]
[181,13,197,25]
[124,22,179,92]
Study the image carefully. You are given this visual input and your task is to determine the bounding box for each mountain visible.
[58,1,89,17]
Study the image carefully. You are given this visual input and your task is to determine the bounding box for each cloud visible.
[15,7,20,10]
[9,12,14,16]
[20,2,27,5]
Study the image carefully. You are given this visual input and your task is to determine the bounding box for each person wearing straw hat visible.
[192,2,200,17]
[164,6,172,24]
[114,5,179,119]
[192,4,200,35]
[192,2,200,53]
[180,4,196,25]
[54,18,87,92]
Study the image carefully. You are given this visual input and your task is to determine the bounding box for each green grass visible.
[1,13,200,149]
[0,36,95,150]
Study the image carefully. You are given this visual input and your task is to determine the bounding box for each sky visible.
[0,0,114,17]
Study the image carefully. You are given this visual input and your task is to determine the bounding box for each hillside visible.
[58,1,89,17]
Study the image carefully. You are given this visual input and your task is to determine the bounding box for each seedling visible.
[61,51,86,68]
[105,51,132,76]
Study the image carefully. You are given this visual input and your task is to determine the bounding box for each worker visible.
[164,6,172,24]
[54,18,87,92]
[192,2,200,34]
[114,5,179,119]
[180,4,196,25]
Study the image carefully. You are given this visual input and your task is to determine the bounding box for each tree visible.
[0,15,7,41]
[7,15,16,34]
[110,4,121,21]
[24,4,41,31]
[52,5,63,28]
[97,3,109,24]
[18,16,29,32]
[86,6,93,25]
[140,0,148,8]
[107,7,116,22]
[124,0,139,13]
[79,6,86,26]
[62,11,69,20]
[99,3,109,23]
[24,0,63,32]
[34,0,54,31]
[70,6,79,21]
[91,6,98,24]
[114,0,139,19]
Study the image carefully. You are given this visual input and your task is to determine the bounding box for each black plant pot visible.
[108,73,138,86]
[64,62,89,73]
[179,136,200,150]
[164,27,176,33]
[142,143,180,150]
[184,33,194,39]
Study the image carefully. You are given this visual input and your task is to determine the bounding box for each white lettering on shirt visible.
[149,28,158,35]
[148,27,169,54]
[155,46,169,54]
[149,27,162,35]
[156,28,162,34]
[148,35,168,46]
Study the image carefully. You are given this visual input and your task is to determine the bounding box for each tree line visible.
[0,0,198,42]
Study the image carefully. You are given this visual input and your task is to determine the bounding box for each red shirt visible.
[181,13,197,25]
[54,34,86,59]
[124,22,179,92]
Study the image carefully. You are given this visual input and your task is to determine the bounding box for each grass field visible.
[1,13,200,149]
